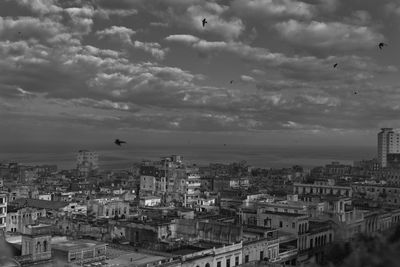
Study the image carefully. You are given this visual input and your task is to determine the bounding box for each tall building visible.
[378,128,400,168]
[77,150,99,177]
[0,192,6,232]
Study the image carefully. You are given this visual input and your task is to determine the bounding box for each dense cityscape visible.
[0,128,400,266]
[2,0,400,266]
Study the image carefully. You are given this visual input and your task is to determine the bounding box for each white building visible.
[140,196,161,207]
[378,128,400,167]
[6,207,46,233]
[37,194,52,201]
[185,173,201,208]
[0,192,7,231]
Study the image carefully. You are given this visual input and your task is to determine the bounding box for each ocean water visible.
[0,144,376,170]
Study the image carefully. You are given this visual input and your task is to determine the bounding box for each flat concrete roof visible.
[261,210,308,217]
[52,239,106,252]
[106,249,166,267]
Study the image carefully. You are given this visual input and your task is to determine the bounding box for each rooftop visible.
[52,239,106,252]
[10,198,69,210]
[105,250,166,267]
[261,210,308,218]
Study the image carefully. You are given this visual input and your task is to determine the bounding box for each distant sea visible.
[0,144,376,170]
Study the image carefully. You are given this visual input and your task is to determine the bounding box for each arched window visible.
[36,241,41,253]
[43,240,47,252]
[205,264,211,267]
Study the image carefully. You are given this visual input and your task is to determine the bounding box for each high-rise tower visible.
[378,128,400,168]
[77,150,99,177]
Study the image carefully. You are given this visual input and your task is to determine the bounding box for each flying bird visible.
[114,139,126,146]
[230,80,234,84]
[378,42,388,50]
[333,63,338,68]
[202,18,207,27]
[354,91,358,95]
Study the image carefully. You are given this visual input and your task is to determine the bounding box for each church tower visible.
[21,224,52,262]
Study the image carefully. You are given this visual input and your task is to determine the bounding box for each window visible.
[43,241,47,252]
[205,264,210,267]
[217,261,221,267]
[36,241,41,253]
[226,258,230,267]
[245,255,249,263]
[260,251,264,261]
[279,221,283,228]
[292,222,295,229]
[310,238,313,248]
[235,256,239,266]
[70,252,76,261]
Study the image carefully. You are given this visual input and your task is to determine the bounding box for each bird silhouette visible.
[114,139,126,146]
[354,91,358,95]
[230,80,234,84]
[202,18,207,27]
[333,63,338,68]
[378,42,387,50]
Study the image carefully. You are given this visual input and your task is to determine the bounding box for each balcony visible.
[276,248,298,262]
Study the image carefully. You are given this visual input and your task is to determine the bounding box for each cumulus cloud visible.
[0,0,399,137]
[11,0,62,15]
[133,41,169,60]
[95,8,138,19]
[275,19,384,50]
[135,0,245,40]
[184,3,245,40]
[65,6,95,35]
[231,0,315,20]
[240,75,256,83]
[166,34,394,83]
[96,26,136,45]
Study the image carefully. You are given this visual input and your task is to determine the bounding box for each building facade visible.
[0,192,7,231]
[77,150,98,177]
[378,128,400,168]
[88,198,130,219]
[6,207,46,233]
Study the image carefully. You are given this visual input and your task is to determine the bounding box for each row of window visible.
[363,187,398,193]
[70,249,97,261]
[215,256,240,267]
[9,212,41,221]
[105,207,128,216]
[309,233,332,248]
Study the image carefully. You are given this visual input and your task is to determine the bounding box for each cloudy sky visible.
[1,0,400,152]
